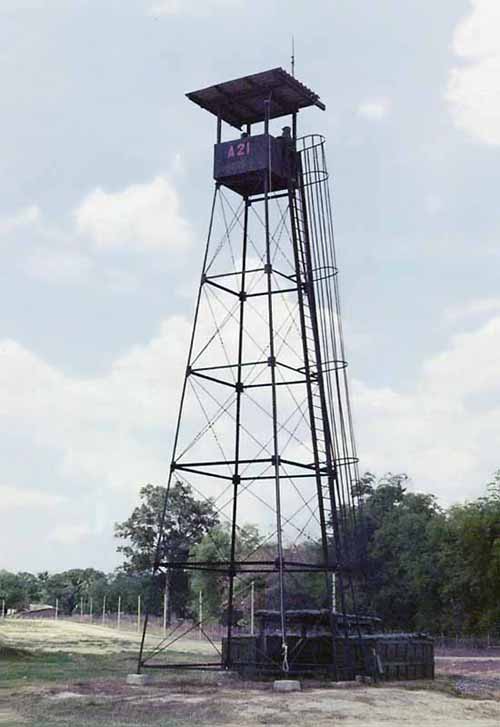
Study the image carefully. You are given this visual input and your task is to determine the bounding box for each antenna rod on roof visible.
[291,36,295,77]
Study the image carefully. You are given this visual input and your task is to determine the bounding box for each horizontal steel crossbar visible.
[157,559,342,572]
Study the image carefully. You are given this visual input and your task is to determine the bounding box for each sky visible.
[1,0,500,573]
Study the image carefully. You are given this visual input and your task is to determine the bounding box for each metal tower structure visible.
[138,68,374,679]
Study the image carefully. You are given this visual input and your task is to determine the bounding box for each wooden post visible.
[102,595,106,625]
[137,595,141,633]
[117,595,121,630]
[250,581,255,636]
[163,581,168,638]
[80,597,83,621]
[199,590,203,639]
[89,597,93,623]
[1,598,5,619]
[55,598,59,620]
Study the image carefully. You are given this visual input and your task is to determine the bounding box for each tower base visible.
[222,630,434,681]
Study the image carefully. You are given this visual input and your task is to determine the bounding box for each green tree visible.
[105,572,147,613]
[0,571,30,611]
[189,523,261,622]
[42,569,107,615]
[16,572,43,605]
[360,473,446,631]
[436,484,500,636]
[487,469,500,501]
[114,481,219,618]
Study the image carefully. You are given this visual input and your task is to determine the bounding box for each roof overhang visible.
[186,67,325,130]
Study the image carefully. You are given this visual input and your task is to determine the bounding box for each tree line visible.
[0,568,148,616]
[355,471,500,635]
[1,473,499,636]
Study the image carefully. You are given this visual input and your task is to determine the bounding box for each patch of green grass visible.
[0,649,137,689]
[0,635,221,692]
[0,622,227,726]
[0,643,31,659]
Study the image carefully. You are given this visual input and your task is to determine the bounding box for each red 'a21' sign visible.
[227,141,251,159]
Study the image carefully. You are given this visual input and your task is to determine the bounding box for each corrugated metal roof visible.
[186,67,325,130]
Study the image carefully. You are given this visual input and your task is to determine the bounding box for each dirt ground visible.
[2,619,500,726]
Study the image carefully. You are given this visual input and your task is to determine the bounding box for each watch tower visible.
[138,68,376,679]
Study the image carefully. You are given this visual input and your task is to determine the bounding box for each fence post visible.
[89,597,93,623]
[250,581,255,636]
[163,581,168,637]
[117,595,121,630]
[1,598,5,619]
[137,595,141,633]
[102,595,106,625]
[199,590,203,639]
[55,598,59,620]
[80,597,83,622]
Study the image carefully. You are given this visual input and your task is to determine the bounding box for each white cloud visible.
[1,302,500,521]
[357,98,390,121]
[443,297,500,323]
[48,523,93,546]
[104,269,138,293]
[425,194,443,215]
[353,311,500,501]
[75,176,192,252]
[0,172,191,288]
[149,0,242,17]
[24,248,92,284]
[0,485,65,512]
[0,205,40,238]
[0,315,190,497]
[0,204,94,286]
[446,0,500,145]
[0,1,58,10]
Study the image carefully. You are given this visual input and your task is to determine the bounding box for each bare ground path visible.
[3,681,500,727]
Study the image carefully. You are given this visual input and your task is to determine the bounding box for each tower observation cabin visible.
[187,67,325,196]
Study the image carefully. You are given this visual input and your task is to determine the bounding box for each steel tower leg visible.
[225,196,250,669]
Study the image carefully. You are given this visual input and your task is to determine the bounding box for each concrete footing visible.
[355,675,374,685]
[126,673,153,686]
[216,670,237,683]
[273,679,301,693]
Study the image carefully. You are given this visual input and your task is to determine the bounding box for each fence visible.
[25,591,250,642]
[3,594,499,652]
[434,634,500,652]
[55,612,248,644]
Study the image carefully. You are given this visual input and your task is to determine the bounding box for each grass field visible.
[1,619,500,726]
